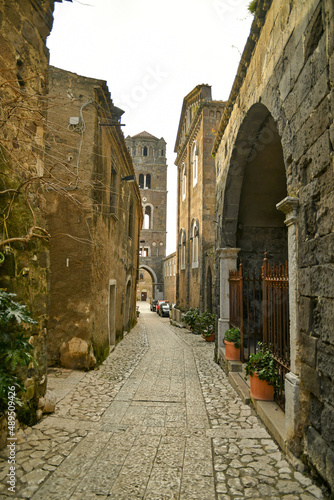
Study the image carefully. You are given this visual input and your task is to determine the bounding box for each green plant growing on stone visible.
[0,290,37,415]
[245,343,279,387]
[248,0,258,14]
[224,327,241,348]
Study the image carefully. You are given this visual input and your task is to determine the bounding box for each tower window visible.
[143,146,148,156]
[143,204,153,229]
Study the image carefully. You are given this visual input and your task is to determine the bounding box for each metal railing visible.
[262,254,290,409]
[229,254,290,410]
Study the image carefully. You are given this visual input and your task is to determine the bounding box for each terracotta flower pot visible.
[224,340,240,361]
[203,333,215,342]
[249,372,274,401]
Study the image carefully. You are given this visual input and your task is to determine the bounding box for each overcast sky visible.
[47,0,253,255]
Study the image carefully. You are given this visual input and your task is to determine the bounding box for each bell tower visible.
[125,131,167,300]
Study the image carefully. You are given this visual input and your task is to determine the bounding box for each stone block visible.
[317,341,334,380]
[326,446,334,492]
[305,426,327,479]
[320,404,334,446]
[299,332,317,368]
[314,297,333,343]
[22,19,40,52]
[298,296,314,334]
[300,362,321,398]
[321,375,334,405]
[60,337,96,370]
[42,390,57,413]
[309,394,322,432]
[311,35,327,85]
[298,267,312,296]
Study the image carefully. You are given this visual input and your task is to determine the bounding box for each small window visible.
[192,141,198,187]
[146,174,151,189]
[181,163,187,201]
[143,204,153,229]
[143,146,148,156]
[191,219,199,268]
[179,229,186,270]
[139,174,144,188]
[161,149,164,156]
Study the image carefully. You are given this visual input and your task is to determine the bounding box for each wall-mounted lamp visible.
[121,175,136,183]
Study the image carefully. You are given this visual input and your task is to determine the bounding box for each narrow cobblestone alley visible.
[0,304,328,499]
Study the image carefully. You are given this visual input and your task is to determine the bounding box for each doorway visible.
[108,280,116,346]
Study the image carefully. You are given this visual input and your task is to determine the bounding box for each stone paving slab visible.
[0,306,329,499]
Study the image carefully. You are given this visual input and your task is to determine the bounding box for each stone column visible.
[276,196,300,446]
[216,248,240,349]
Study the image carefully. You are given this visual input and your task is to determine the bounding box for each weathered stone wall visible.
[163,252,176,304]
[214,0,334,490]
[47,67,142,368]
[175,85,224,312]
[0,0,60,427]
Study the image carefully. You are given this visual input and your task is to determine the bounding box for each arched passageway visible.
[138,265,158,300]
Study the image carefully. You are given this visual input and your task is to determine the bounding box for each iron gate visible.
[229,254,290,410]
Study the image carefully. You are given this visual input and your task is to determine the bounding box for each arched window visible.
[139,174,144,188]
[161,149,164,156]
[143,204,153,229]
[192,141,198,187]
[146,174,151,189]
[179,229,186,270]
[143,146,148,156]
[181,163,186,201]
[191,218,199,268]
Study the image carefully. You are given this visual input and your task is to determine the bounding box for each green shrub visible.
[0,290,37,415]
[183,307,201,330]
[198,311,216,337]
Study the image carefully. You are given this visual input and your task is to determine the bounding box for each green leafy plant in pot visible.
[245,343,279,401]
[199,311,216,341]
[224,327,241,360]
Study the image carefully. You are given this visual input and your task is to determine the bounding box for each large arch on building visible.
[219,103,287,268]
[139,264,163,300]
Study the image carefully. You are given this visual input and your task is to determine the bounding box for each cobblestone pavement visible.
[0,304,329,499]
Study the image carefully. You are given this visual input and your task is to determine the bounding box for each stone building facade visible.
[213,0,334,490]
[0,0,66,427]
[125,132,167,300]
[175,85,225,312]
[46,67,143,369]
[163,252,176,305]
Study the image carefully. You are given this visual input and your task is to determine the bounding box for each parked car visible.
[150,300,158,312]
[156,300,169,314]
[159,302,170,317]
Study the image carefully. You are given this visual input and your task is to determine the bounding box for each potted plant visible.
[199,311,216,342]
[245,343,279,401]
[224,327,241,360]
[183,307,201,333]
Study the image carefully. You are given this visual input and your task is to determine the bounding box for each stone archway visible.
[139,265,162,300]
[219,103,287,262]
